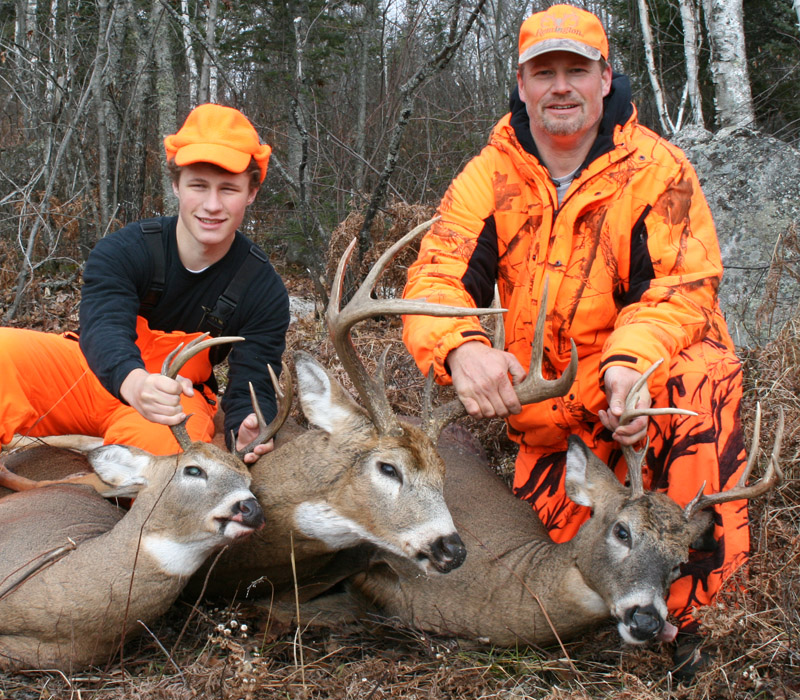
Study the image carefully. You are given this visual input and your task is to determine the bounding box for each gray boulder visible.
[673,127,800,348]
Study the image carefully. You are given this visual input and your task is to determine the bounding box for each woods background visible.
[0,0,798,321]
[1,3,800,698]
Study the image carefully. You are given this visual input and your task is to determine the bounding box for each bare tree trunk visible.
[180,0,199,106]
[14,0,26,58]
[152,0,177,212]
[354,0,379,193]
[636,0,675,134]
[45,0,60,115]
[357,0,487,262]
[678,0,704,127]
[4,8,115,321]
[91,0,112,234]
[198,0,219,104]
[702,0,755,128]
[794,0,800,31]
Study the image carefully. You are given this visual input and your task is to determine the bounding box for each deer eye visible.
[184,465,207,479]
[378,462,402,484]
[613,522,631,545]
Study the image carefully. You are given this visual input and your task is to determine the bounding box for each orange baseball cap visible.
[518,4,609,64]
[164,104,272,183]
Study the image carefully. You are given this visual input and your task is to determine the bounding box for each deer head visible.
[565,365,783,645]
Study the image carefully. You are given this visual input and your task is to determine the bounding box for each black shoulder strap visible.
[199,244,269,336]
[139,218,165,312]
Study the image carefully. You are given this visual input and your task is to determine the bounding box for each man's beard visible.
[538,103,587,136]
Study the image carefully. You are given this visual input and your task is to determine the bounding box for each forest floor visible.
[1,214,798,699]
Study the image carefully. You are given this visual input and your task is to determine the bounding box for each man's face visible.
[517,51,612,144]
[172,162,257,263]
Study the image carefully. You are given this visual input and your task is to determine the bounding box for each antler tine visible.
[617,359,698,498]
[685,404,784,520]
[161,334,245,451]
[423,278,577,442]
[514,279,577,406]
[235,361,294,459]
[161,333,245,378]
[326,216,506,437]
[422,365,471,441]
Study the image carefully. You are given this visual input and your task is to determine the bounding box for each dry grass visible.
[1,211,799,699]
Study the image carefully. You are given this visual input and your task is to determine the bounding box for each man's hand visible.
[598,365,650,446]
[235,412,275,464]
[447,341,527,419]
[120,368,194,425]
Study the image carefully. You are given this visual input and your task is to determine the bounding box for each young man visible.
[0,104,289,462]
[403,4,746,673]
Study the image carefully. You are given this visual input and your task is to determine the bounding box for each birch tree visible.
[702,0,755,127]
[198,0,220,104]
[181,0,200,105]
[678,0,704,127]
[636,0,674,133]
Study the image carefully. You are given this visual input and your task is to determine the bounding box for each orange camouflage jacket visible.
[403,75,735,450]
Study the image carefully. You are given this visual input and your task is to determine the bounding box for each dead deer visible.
[308,369,783,648]
[188,220,576,601]
[0,336,266,672]
[2,220,578,608]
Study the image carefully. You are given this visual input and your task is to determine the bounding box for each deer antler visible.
[422,278,578,441]
[0,457,114,496]
[617,360,697,498]
[684,403,783,520]
[234,361,293,459]
[326,216,505,437]
[161,333,244,451]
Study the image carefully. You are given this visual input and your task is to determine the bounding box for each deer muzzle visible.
[425,532,467,573]
[623,604,668,642]
[230,497,266,532]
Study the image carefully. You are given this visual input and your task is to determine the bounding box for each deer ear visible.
[87,444,151,496]
[565,435,593,506]
[564,435,622,507]
[294,351,365,434]
[687,508,716,550]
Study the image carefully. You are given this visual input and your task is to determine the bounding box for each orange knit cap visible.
[518,4,609,64]
[164,104,272,183]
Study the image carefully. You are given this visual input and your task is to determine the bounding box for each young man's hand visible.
[235,412,275,464]
[598,365,650,445]
[120,368,194,425]
[447,341,527,419]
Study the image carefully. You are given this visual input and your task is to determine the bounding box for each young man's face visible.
[172,162,257,265]
[517,51,612,145]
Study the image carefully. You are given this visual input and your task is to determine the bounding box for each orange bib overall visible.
[0,318,217,455]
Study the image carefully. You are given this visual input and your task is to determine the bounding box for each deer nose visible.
[625,604,664,641]
[232,497,265,530]
[429,533,467,572]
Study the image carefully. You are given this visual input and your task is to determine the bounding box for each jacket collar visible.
[507,72,635,175]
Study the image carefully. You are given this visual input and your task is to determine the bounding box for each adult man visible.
[403,4,746,671]
[0,104,289,462]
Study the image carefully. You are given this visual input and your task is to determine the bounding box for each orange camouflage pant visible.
[512,338,748,630]
[0,320,217,455]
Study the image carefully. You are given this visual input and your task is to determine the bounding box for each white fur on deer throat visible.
[142,487,257,576]
[142,534,221,576]
[294,501,455,565]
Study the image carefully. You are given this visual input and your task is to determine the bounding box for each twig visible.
[138,619,187,687]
